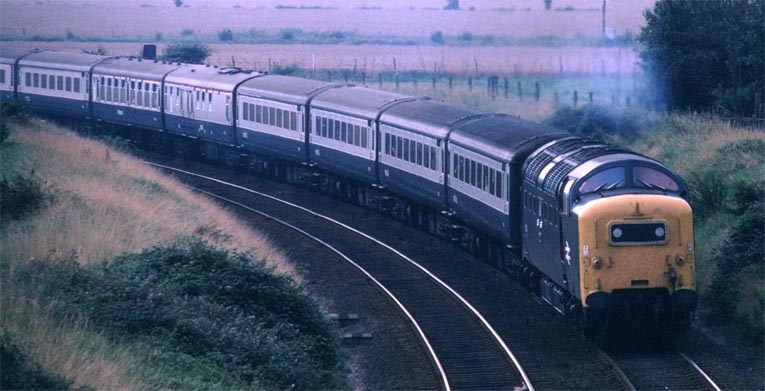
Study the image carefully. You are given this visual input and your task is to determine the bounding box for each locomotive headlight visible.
[655,227,665,237]
[612,228,623,238]
[593,257,603,269]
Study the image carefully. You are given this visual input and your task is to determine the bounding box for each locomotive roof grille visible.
[540,145,628,195]
[524,138,600,183]
[543,161,576,194]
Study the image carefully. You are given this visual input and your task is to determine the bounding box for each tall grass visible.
[1,122,290,273]
[0,121,300,388]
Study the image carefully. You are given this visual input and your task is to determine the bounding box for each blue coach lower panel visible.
[93,103,163,131]
[309,145,377,184]
[238,130,307,164]
[448,187,513,244]
[165,115,237,145]
[379,164,447,211]
[19,93,90,118]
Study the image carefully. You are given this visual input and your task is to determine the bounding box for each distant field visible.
[1,0,655,38]
[2,41,639,77]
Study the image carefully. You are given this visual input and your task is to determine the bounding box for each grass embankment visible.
[0,119,348,390]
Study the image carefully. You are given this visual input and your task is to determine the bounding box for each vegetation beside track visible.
[0,116,348,390]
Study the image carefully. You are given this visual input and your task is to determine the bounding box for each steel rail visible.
[679,352,722,391]
[598,349,637,391]
[149,162,534,391]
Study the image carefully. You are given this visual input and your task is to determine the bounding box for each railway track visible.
[599,349,721,391]
[151,162,533,391]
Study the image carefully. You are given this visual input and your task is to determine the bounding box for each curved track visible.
[599,349,721,391]
[150,162,533,391]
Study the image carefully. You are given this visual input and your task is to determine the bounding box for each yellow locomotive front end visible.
[576,193,697,337]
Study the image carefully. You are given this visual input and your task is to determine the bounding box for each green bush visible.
[704,201,764,341]
[0,334,74,390]
[217,28,234,42]
[430,31,444,45]
[17,239,348,390]
[162,42,210,64]
[686,169,729,221]
[544,105,649,141]
[0,174,52,221]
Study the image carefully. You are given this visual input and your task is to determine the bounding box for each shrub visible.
[180,28,195,37]
[17,239,347,390]
[218,28,234,42]
[430,31,444,45]
[544,105,647,141]
[279,29,299,41]
[704,202,764,341]
[162,42,210,64]
[0,174,51,221]
[457,31,473,42]
[0,335,73,390]
[686,169,729,221]
[0,121,9,145]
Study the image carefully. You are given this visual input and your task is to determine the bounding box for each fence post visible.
[574,90,578,108]
[395,74,399,91]
[589,91,593,103]
[362,72,366,86]
[432,77,436,92]
[468,78,472,92]
[327,70,332,82]
[534,81,540,102]
[554,91,559,108]
[379,73,383,88]
[517,81,523,100]
[449,76,453,91]
[504,78,509,99]
[414,77,418,90]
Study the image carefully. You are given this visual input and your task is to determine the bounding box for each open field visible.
[2,0,655,39]
[2,41,639,77]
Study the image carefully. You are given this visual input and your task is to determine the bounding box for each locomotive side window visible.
[0,69,5,84]
[579,167,625,194]
[634,167,679,191]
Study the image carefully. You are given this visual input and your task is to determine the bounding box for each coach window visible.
[290,112,297,131]
[33,73,39,88]
[74,78,81,93]
[283,110,290,130]
[242,103,249,121]
[226,95,231,122]
[266,107,274,126]
[65,77,72,92]
[24,73,31,87]
[0,69,5,84]
[334,121,341,141]
[39,73,47,89]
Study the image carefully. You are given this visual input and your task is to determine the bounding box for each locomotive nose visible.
[576,194,696,311]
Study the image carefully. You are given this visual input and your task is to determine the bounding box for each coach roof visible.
[238,75,341,106]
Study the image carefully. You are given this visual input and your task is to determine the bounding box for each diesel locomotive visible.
[0,46,697,339]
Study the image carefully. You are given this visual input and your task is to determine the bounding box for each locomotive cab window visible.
[634,167,679,192]
[578,167,625,194]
